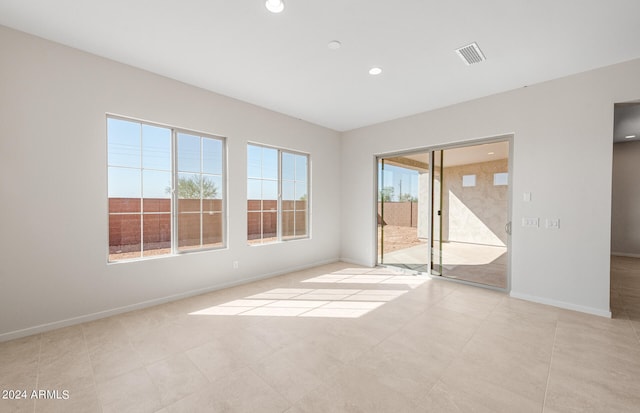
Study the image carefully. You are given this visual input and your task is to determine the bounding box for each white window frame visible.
[493,172,509,186]
[247,143,310,245]
[107,115,226,262]
[462,174,477,187]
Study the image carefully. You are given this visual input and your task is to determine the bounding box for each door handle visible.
[505,221,512,235]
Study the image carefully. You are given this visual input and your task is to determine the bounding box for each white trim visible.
[510,291,611,318]
[339,257,375,268]
[0,258,339,343]
[611,252,640,258]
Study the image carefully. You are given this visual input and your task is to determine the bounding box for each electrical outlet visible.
[545,219,560,229]
[522,217,539,228]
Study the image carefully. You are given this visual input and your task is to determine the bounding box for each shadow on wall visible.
[441,159,508,247]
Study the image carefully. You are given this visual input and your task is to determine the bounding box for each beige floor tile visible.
[232,320,297,357]
[0,336,39,389]
[422,379,542,413]
[291,364,422,413]
[35,385,101,413]
[550,344,640,392]
[496,297,559,321]
[392,312,479,357]
[116,305,177,339]
[164,368,289,413]
[0,334,41,366]
[484,302,559,334]
[466,321,555,363]
[435,289,502,320]
[629,318,640,341]
[146,353,209,405]
[185,339,249,383]
[37,349,95,393]
[39,326,86,364]
[97,367,162,413]
[259,337,345,383]
[292,323,381,363]
[558,307,637,333]
[554,321,640,357]
[3,257,640,412]
[328,317,398,346]
[444,345,550,402]
[544,360,640,412]
[0,398,36,413]
[349,337,451,402]
[89,340,144,383]
[162,317,221,352]
[129,325,184,365]
[250,350,327,404]
[255,315,330,339]
[0,363,38,392]
[82,316,131,354]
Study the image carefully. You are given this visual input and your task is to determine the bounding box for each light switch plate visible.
[546,219,560,229]
[523,192,532,202]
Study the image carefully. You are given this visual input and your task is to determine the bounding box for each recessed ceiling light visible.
[265,0,284,13]
[328,40,342,50]
[625,135,636,139]
[369,67,383,75]
[488,152,495,155]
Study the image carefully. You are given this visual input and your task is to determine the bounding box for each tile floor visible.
[1,257,639,412]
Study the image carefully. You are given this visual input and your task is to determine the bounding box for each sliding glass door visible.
[377,139,511,290]
[377,154,430,272]
[430,150,443,276]
[435,142,510,288]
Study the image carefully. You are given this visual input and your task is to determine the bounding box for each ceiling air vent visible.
[455,42,486,65]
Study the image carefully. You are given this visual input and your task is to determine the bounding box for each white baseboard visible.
[0,257,340,343]
[510,291,611,318]
[611,252,640,259]
[339,257,375,267]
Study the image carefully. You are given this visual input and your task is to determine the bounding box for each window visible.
[282,151,309,239]
[493,172,508,186]
[107,116,225,261]
[462,174,476,187]
[247,144,309,244]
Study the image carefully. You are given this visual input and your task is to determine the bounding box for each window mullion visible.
[139,123,144,257]
[277,150,282,241]
[306,156,310,238]
[171,129,178,254]
[200,137,204,248]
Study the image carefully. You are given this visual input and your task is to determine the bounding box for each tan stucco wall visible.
[441,159,509,246]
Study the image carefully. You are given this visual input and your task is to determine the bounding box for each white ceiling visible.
[2,1,640,132]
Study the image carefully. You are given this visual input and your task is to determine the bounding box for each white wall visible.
[612,141,640,256]
[341,58,640,317]
[0,26,341,340]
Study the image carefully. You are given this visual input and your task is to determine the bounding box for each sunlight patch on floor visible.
[189,288,405,318]
[301,273,427,288]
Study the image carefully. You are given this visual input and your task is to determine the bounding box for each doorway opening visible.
[377,138,511,290]
[611,101,640,319]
